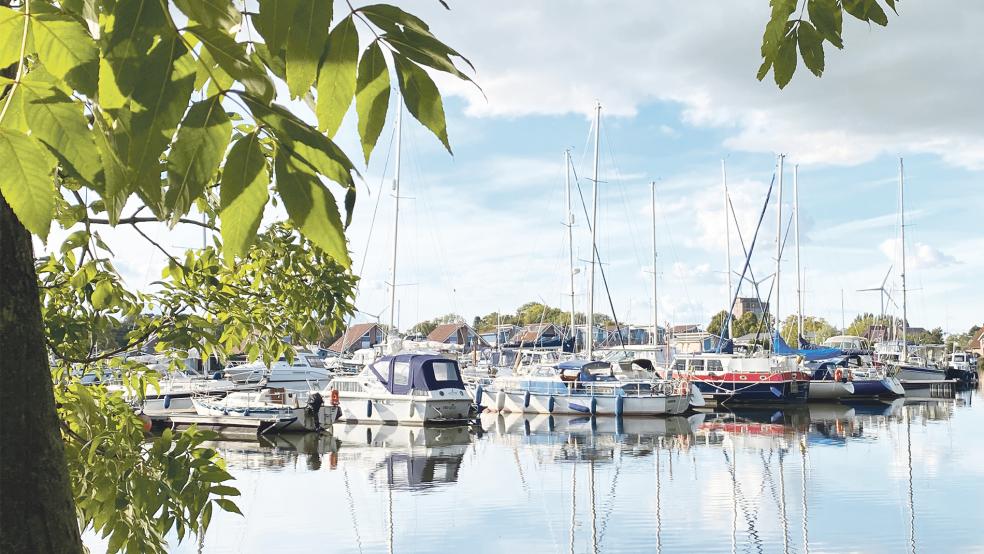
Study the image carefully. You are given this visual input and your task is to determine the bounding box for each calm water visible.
[95,385,984,553]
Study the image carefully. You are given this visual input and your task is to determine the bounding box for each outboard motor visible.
[306,392,325,431]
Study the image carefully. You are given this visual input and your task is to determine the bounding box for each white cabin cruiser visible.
[223,348,333,390]
[192,387,338,432]
[329,354,473,425]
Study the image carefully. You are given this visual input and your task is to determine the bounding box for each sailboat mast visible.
[566,149,576,345]
[388,101,403,336]
[651,181,659,346]
[899,157,908,361]
[587,103,601,358]
[794,164,803,340]
[722,160,733,341]
[775,154,784,344]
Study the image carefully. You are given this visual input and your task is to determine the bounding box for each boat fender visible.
[523,391,531,409]
[547,396,555,413]
[212,371,222,380]
[769,386,783,398]
[408,400,415,418]
[547,415,556,432]
[496,390,506,412]
[569,403,590,414]
[590,397,597,416]
[474,385,484,406]
[243,409,250,417]
[366,399,373,418]
[615,416,624,435]
[615,395,625,417]
[834,369,844,382]
[163,395,172,410]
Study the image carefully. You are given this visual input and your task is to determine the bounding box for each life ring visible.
[834,369,844,381]
[330,389,340,406]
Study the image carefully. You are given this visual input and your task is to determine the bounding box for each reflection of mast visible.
[655,445,662,554]
[778,446,790,554]
[387,485,394,554]
[590,458,598,554]
[569,460,577,554]
[906,407,916,554]
[800,436,809,554]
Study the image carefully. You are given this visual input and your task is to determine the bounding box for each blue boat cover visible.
[773,332,842,361]
[368,354,466,395]
[556,360,610,371]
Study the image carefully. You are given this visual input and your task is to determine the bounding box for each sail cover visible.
[773,332,842,361]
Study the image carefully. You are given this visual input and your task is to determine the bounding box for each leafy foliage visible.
[780,314,837,346]
[758,0,899,88]
[0,0,471,551]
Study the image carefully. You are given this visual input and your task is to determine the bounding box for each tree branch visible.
[87,216,217,231]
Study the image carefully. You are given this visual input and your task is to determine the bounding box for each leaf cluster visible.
[757,0,899,88]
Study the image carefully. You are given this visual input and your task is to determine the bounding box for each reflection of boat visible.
[332,423,471,491]
[202,434,340,471]
[330,354,473,425]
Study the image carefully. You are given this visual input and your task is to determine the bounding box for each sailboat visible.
[329,98,474,425]
[891,159,945,383]
[681,156,811,404]
[478,104,691,416]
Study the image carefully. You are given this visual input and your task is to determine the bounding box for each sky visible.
[72,1,984,335]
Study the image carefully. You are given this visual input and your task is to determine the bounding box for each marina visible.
[120,386,984,553]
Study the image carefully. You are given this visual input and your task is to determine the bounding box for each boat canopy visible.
[368,354,466,394]
[555,360,610,372]
[773,332,842,361]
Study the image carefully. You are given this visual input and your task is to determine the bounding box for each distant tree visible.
[707,310,728,337]
[846,313,897,338]
[472,316,481,329]
[780,314,837,346]
[911,327,944,345]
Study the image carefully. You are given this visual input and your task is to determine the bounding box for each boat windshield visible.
[431,360,460,382]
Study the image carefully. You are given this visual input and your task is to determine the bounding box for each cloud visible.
[422,1,984,169]
[879,238,958,270]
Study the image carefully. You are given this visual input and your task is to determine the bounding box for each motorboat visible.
[804,361,856,401]
[669,353,811,404]
[223,347,334,390]
[328,353,473,425]
[946,351,978,383]
[474,359,691,416]
[192,387,338,432]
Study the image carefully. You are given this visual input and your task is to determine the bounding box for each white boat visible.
[329,353,473,425]
[192,387,337,432]
[223,348,334,390]
[476,360,691,416]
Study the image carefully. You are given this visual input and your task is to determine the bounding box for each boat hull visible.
[808,380,855,401]
[192,399,333,432]
[692,372,810,404]
[336,396,473,426]
[849,377,905,397]
[898,365,946,382]
[478,388,690,416]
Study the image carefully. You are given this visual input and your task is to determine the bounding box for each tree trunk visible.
[0,191,83,551]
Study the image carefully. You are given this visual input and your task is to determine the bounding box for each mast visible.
[794,164,803,341]
[651,181,659,346]
[775,154,785,345]
[388,100,403,338]
[899,157,908,361]
[566,149,576,346]
[587,103,601,358]
[722,160,733,341]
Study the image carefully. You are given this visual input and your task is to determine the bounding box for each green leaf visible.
[285,0,331,98]
[843,0,887,26]
[393,56,451,154]
[773,23,798,89]
[91,281,112,310]
[253,0,298,54]
[165,95,232,219]
[316,15,358,137]
[354,42,389,163]
[0,129,57,238]
[173,0,241,30]
[275,150,349,266]
[797,21,825,77]
[243,96,356,190]
[214,498,242,515]
[121,37,197,216]
[187,25,274,103]
[0,5,31,70]
[21,86,102,188]
[807,0,843,48]
[220,132,269,263]
[31,14,97,93]
[209,485,241,496]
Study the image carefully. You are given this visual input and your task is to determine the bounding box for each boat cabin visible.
[555,360,616,382]
[367,354,466,394]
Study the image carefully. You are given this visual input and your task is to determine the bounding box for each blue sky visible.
[339,1,984,334]
[77,1,983,335]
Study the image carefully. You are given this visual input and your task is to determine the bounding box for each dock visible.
[900,379,959,399]
[150,413,303,438]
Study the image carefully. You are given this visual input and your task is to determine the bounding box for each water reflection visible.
[163,393,982,553]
